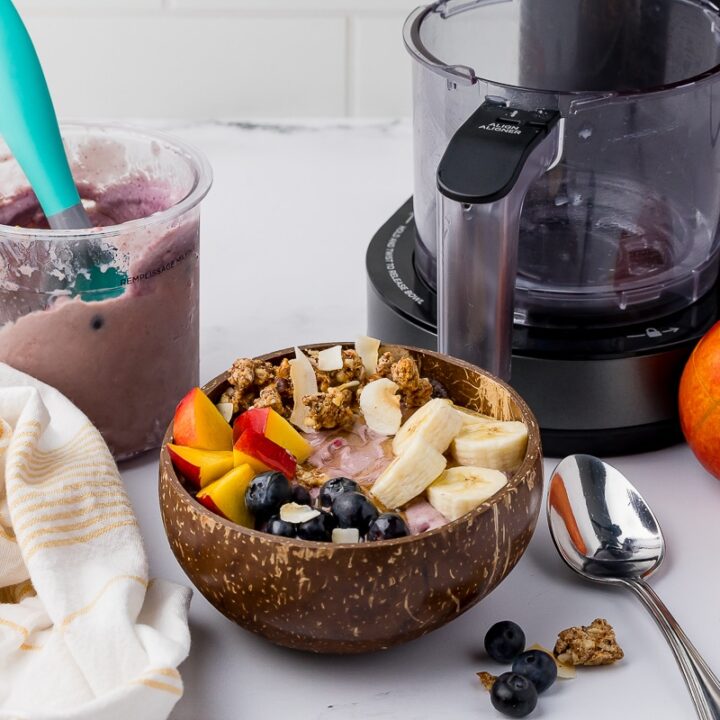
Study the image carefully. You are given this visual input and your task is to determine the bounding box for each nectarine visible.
[679,321,720,479]
[173,387,233,451]
[196,464,255,526]
[166,444,234,489]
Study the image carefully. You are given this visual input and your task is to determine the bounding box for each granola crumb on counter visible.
[477,671,497,692]
[554,618,624,666]
[391,356,433,408]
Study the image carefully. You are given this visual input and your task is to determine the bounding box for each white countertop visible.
[120,120,720,720]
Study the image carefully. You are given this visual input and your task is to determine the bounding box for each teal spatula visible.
[0,1,126,300]
[0,0,91,230]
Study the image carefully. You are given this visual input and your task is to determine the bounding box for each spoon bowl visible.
[548,454,664,583]
[548,454,720,720]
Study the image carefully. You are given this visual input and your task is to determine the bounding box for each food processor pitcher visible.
[405,0,720,380]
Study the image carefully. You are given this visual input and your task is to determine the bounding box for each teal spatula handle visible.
[0,0,89,226]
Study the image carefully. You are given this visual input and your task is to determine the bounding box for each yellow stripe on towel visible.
[24,519,139,561]
[133,679,182,696]
[11,489,129,524]
[20,508,136,543]
[60,574,148,629]
[14,499,133,535]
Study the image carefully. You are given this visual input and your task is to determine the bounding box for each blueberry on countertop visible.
[512,650,557,694]
[297,510,337,541]
[266,516,297,538]
[245,471,293,521]
[490,672,538,718]
[367,513,410,541]
[331,492,378,534]
[318,477,359,508]
[485,620,526,663]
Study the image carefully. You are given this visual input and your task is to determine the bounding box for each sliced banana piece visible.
[360,378,402,435]
[392,398,463,456]
[454,405,495,427]
[451,420,528,472]
[427,466,508,522]
[370,435,447,509]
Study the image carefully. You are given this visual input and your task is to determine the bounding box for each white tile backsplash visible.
[14,2,422,118]
[351,15,411,117]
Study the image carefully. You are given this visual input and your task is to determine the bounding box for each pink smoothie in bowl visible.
[0,123,212,459]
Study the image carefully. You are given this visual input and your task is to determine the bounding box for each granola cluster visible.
[220,357,293,416]
[221,346,439,432]
[554,618,624,666]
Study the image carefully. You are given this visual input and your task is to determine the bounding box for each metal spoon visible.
[547,454,720,720]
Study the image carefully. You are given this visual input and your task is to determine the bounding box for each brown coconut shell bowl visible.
[159,343,543,654]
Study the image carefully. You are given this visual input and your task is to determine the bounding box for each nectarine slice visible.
[234,407,312,463]
[166,444,234,489]
[234,429,296,479]
[173,387,233,451]
[196,464,255,527]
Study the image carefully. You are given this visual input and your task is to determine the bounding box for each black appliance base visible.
[366,199,718,457]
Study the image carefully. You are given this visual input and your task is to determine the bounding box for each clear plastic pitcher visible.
[0,123,212,459]
[405,0,720,378]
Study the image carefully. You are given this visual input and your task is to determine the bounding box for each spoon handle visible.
[625,578,720,720]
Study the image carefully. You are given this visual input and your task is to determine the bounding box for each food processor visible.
[367,0,720,456]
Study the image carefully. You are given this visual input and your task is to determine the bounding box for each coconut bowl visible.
[159,343,543,654]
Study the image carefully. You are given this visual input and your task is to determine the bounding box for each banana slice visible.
[427,466,508,521]
[392,398,463,456]
[360,378,402,435]
[370,435,447,509]
[454,405,495,428]
[451,420,528,472]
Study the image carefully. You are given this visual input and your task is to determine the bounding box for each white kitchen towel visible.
[0,363,191,719]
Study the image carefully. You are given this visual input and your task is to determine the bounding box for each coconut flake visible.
[216,402,233,423]
[289,347,319,432]
[317,345,344,371]
[332,527,360,544]
[356,335,381,375]
[279,502,320,524]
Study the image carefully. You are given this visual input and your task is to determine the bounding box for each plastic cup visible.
[0,123,212,460]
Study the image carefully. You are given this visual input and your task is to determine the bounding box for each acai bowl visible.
[159,342,543,653]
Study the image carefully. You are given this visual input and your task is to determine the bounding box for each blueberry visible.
[429,378,448,398]
[291,484,312,506]
[297,510,337,541]
[490,672,538,718]
[266,516,296,538]
[331,492,378,534]
[245,471,293,521]
[512,650,557,694]
[318,477,359,508]
[367,513,410,541]
[485,621,525,663]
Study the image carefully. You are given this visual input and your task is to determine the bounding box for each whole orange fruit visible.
[679,321,720,479]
